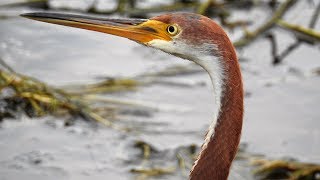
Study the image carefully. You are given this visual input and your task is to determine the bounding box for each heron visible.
[21,12,243,180]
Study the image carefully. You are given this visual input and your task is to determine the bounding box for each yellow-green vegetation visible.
[233,0,297,48]
[252,158,320,180]
[130,141,199,179]
[277,19,320,43]
[63,78,138,95]
[131,167,176,180]
[0,62,138,129]
[134,140,155,159]
[130,140,176,179]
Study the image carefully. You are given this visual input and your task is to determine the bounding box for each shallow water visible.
[0,1,320,180]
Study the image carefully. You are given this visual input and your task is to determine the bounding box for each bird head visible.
[21,12,227,62]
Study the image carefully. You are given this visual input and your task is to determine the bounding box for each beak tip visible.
[20,12,37,19]
[20,12,50,20]
[20,13,29,18]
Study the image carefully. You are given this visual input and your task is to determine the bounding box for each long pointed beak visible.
[21,12,171,44]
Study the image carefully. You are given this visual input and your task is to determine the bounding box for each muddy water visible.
[0,1,320,180]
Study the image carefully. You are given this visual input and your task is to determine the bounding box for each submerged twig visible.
[275,40,301,65]
[265,33,301,65]
[309,1,320,29]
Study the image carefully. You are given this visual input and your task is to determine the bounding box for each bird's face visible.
[21,12,222,62]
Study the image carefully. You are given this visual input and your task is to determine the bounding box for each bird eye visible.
[167,25,179,36]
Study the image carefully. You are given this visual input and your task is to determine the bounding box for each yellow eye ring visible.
[167,25,179,36]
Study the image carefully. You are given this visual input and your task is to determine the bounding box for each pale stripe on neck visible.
[191,54,225,171]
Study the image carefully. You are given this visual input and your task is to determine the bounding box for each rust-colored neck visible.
[190,38,243,180]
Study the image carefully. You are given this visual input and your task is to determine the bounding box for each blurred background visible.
[0,0,319,179]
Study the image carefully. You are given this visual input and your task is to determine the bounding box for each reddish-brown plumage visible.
[154,13,244,180]
[152,13,229,46]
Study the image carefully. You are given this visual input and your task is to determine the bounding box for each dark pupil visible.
[168,26,175,33]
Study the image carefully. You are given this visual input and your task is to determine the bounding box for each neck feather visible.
[190,42,243,180]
